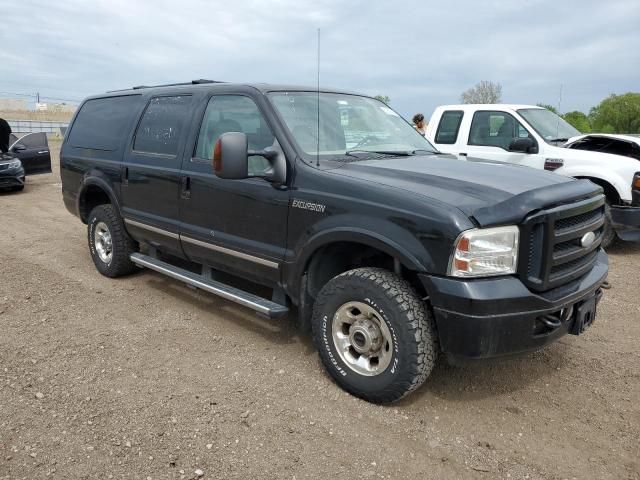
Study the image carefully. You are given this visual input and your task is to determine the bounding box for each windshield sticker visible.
[380,106,399,117]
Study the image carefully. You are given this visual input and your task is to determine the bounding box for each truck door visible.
[460,110,544,168]
[121,95,193,254]
[10,132,52,175]
[178,94,289,285]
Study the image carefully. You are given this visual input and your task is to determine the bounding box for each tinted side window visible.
[68,96,139,151]
[134,96,192,156]
[468,111,532,150]
[435,110,464,144]
[195,96,275,175]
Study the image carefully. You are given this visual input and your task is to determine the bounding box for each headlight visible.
[449,226,519,277]
[7,159,22,170]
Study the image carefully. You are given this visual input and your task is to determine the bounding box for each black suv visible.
[60,80,608,403]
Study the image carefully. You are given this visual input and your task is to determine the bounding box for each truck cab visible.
[426,104,640,246]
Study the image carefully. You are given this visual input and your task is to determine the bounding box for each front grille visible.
[0,163,9,171]
[519,196,605,292]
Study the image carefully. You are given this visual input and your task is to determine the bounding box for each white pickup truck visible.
[426,104,640,247]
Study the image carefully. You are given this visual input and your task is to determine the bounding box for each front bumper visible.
[0,165,25,188]
[610,205,640,241]
[419,249,608,361]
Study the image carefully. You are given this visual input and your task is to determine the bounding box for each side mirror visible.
[213,132,249,179]
[12,143,27,152]
[508,137,537,153]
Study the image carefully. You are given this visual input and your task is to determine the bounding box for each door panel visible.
[121,95,193,254]
[11,132,52,175]
[179,95,289,285]
[463,110,544,169]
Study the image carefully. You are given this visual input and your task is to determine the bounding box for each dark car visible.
[60,80,608,403]
[0,132,52,191]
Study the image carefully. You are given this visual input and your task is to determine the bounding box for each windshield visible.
[517,108,581,142]
[268,92,438,161]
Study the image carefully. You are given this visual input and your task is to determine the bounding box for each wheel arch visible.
[290,227,434,331]
[573,176,621,205]
[77,176,121,224]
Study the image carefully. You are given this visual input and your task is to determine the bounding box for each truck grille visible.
[520,195,605,292]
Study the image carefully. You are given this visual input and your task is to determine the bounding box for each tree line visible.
[459,80,640,134]
[537,93,640,134]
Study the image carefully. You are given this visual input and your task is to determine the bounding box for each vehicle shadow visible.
[398,343,571,406]
[144,273,316,355]
[605,239,640,255]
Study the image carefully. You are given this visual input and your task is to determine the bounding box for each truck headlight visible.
[449,226,519,277]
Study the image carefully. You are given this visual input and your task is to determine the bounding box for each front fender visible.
[560,167,632,202]
[285,213,450,300]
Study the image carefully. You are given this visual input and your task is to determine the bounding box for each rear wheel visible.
[88,204,138,277]
[311,268,438,403]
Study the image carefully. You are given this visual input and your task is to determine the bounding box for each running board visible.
[130,253,288,318]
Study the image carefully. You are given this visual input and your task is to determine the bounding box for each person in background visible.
[412,113,427,136]
[0,118,12,153]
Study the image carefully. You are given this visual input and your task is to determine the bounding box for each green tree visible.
[374,95,390,105]
[562,111,591,133]
[537,103,559,114]
[589,93,640,133]
[460,81,502,104]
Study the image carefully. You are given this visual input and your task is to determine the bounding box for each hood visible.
[332,154,602,226]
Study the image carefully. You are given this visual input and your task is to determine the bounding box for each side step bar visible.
[130,253,288,318]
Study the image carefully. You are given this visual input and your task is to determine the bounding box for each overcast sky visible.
[2,0,639,119]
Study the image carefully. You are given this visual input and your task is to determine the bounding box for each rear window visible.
[133,96,192,156]
[67,96,140,151]
[435,110,463,144]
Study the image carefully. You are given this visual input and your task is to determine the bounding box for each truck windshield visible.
[268,92,438,161]
[518,108,581,143]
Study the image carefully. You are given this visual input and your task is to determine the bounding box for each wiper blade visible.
[411,149,439,155]
[345,150,412,157]
[548,137,568,143]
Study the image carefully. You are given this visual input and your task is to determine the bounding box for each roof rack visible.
[131,79,224,90]
[107,79,224,93]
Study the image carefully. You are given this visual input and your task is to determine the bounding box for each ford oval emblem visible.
[580,231,596,248]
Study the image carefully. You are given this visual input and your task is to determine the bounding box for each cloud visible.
[2,0,639,118]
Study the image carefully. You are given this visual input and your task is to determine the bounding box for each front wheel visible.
[601,199,616,249]
[311,268,438,403]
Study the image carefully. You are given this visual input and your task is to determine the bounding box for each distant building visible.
[0,98,28,110]
[36,102,76,113]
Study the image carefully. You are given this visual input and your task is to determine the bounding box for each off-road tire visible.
[601,199,616,249]
[311,267,438,403]
[88,204,138,278]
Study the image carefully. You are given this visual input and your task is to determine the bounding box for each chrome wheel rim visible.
[332,301,393,376]
[94,222,113,264]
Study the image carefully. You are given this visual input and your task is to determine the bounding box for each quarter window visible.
[68,96,140,151]
[468,111,533,150]
[195,96,275,175]
[434,110,464,144]
[133,96,192,156]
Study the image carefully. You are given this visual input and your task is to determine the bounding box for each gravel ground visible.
[1,144,639,480]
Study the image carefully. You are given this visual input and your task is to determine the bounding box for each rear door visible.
[10,132,52,175]
[121,94,194,254]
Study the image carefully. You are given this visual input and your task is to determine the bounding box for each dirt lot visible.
[1,144,639,480]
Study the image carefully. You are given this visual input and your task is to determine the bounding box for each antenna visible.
[555,83,563,139]
[316,28,321,167]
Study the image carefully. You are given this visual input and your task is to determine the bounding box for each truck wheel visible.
[311,268,437,403]
[87,204,138,278]
[601,200,616,249]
